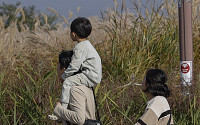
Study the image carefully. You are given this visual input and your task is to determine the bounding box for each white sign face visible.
[180,61,192,86]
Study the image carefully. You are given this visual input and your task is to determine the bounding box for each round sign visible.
[181,63,190,73]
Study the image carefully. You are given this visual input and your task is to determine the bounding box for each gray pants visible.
[61,73,92,125]
[60,73,90,108]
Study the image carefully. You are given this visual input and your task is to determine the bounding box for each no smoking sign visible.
[181,63,190,73]
[180,61,192,85]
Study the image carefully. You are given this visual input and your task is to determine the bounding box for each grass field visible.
[0,0,200,124]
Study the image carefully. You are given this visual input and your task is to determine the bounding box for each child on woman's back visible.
[61,17,102,108]
[49,17,102,123]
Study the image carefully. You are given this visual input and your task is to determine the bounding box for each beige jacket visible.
[135,96,174,125]
[54,86,96,125]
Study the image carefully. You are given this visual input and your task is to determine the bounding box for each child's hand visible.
[59,77,64,83]
[55,102,61,107]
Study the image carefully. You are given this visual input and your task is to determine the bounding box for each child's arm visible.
[62,46,85,79]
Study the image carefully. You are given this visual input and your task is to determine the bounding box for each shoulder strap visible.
[167,113,172,125]
[158,110,171,125]
[91,87,100,121]
[137,119,147,125]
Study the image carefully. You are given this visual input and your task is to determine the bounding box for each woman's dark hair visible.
[70,17,92,38]
[144,69,170,98]
[59,50,73,69]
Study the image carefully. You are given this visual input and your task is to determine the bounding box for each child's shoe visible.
[48,114,60,121]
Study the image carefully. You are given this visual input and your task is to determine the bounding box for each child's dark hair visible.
[59,50,73,69]
[70,17,92,38]
[144,69,170,98]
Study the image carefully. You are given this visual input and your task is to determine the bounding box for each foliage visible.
[0,2,58,30]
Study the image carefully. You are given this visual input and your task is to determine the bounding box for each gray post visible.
[178,0,193,86]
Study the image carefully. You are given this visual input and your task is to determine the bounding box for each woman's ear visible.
[72,32,77,38]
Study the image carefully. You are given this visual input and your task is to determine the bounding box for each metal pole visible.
[178,0,193,87]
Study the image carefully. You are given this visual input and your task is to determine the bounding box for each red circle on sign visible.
[181,63,190,73]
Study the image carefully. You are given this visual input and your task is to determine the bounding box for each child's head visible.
[70,17,92,40]
[142,69,170,98]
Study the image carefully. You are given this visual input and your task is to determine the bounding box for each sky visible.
[0,0,164,18]
[0,0,127,17]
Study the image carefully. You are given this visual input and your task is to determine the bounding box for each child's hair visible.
[144,69,170,98]
[70,17,92,38]
[59,50,73,69]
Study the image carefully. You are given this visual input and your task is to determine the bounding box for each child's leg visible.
[48,79,72,121]
[60,78,77,125]
[60,74,89,108]
[60,78,72,109]
[67,73,90,86]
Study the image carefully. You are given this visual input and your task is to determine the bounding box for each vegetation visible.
[0,2,58,30]
[0,0,200,124]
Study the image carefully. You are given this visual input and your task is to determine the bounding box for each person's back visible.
[137,96,173,125]
[54,85,95,125]
[70,86,96,121]
[70,40,102,86]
